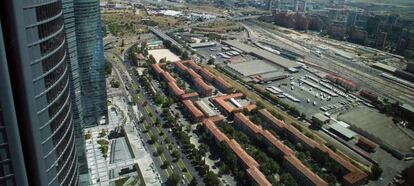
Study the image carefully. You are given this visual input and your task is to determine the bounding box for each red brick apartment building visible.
[203,118,272,186]
[258,109,368,186]
[182,99,204,122]
[233,112,328,186]
[212,93,256,114]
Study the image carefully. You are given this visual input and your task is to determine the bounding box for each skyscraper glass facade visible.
[0,0,78,185]
[74,0,108,127]
[62,0,83,137]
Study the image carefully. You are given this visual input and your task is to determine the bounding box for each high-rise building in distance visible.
[74,0,108,128]
[0,0,79,185]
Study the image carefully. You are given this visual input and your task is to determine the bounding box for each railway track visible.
[244,21,414,104]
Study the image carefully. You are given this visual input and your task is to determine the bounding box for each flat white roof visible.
[148,49,181,63]
[330,122,357,139]
[222,40,302,69]
[227,60,279,76]
[195,100,217,117]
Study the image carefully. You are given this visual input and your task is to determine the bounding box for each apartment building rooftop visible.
[228,139,260,169]
[186,68,202,79]
[183,60,201,71]
[258,109,286,129]
[161,72,176,83]
[213,76,234,92]
[203,119,229,142]
[261,130,294,156]
[202,117,271,186]
[247,167,272,186]
[258,109,368,185]
[194,78,213,92]
[199,68,215,82]
[174,61,189,72]
[284,155,329,186]
[212,93,256,113]
[183,99,204,120]
[151,63,164,75]
[234,112,262,134]
[168,82,185,97]
[234,112,327,186]
[180,92,199,100]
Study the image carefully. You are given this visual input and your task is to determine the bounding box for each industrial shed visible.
[329,122,357,140]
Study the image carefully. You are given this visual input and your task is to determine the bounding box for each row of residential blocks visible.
[151,60,235,123]
[151,61,368,186]
[204,110,368,186]
[258,109,368,186]
[203,116,273,186]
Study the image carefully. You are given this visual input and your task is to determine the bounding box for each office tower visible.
[366,16,381,35]
[298,0,307,12]
[63,0,83,138]
[376,32,387,50]
[62,0,91,176]
[267,0,273,11]
[0,22,29,186]
[387,14,399,25]
[347,12,357,27]
[74,0,108,127]
[293,0,299,12]
[0,0,79,185]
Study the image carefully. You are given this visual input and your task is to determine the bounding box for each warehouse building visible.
[222,40,302,70]
[329,122,358,141]
[227,60,280,77]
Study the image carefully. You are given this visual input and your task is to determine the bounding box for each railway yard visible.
[177,19,414,185]
[103,1,414,184]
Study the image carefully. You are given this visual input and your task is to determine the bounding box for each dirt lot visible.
[338,106,414,152]
[102,9,185,36]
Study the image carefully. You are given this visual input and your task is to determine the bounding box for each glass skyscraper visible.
[0,0,78,185]
[62,0,83,137]
[74,0,108,127]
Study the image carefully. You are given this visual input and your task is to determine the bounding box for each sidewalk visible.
[124,124,162,186]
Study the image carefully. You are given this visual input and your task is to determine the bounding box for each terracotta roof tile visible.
[161,72,176,82]
[168,82,185,96]
[284,155,329,186]
[228,139,259,169]
[247,167,272,186]
[151,64,164,75]
[183,99,204,119]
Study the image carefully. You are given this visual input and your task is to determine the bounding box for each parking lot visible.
[195,43,258,65]
[262,70,359,118]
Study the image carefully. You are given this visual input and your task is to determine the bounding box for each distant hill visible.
[350,0,414,6]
